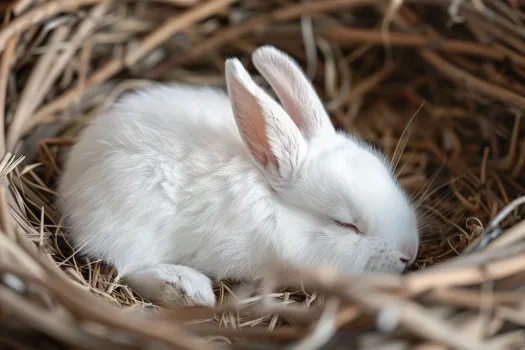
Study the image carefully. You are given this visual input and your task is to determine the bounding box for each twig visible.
[466,195,525,252]
[0,285,135,349]
[148,0,385,76]
[26,0,240,137]
[0,37,17,156]
[419,49,525,110]
[322,27,505,60]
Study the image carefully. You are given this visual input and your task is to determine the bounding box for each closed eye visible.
[334,220,362,234]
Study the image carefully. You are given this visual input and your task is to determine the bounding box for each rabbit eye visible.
[334,220,361,233]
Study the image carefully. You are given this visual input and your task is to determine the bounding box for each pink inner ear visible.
[236,100,279,170]
[247,143,279,170]
[278,92,304,131]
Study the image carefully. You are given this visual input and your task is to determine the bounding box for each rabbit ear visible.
[252,46,335,140]
[225,58,307,181]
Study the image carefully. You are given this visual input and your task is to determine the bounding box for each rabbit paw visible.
[124,264,216,307]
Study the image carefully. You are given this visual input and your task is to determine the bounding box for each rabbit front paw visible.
[124,264,216,307]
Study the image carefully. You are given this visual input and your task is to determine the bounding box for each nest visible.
[1,0,525,349]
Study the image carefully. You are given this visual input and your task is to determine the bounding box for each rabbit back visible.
[57,84,275,279]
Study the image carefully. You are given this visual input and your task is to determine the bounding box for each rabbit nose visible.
[399,243,416,261]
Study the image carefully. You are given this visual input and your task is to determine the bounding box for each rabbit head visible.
[225,46,419,275]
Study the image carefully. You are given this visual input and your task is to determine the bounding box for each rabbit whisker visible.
[395,150,415,179]
[417,188,456,225]
[412,158,447,208]
[390,100,425,172]
[362,257,376,275]
[415,176,458,210]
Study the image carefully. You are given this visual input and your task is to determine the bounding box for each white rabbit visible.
[57,46,419,307]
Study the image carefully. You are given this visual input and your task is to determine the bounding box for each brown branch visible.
[0,0,212,53]
[420,49,525,111]
[0,37,16,156]
[18,0,240,147]
[148,0,385,76]
[323,27,505,60]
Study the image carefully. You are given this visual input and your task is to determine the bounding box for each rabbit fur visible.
[57,46,420,307]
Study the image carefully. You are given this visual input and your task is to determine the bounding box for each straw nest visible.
[1,0,525,349]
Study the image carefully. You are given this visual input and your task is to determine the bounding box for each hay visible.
[0,0,525,349]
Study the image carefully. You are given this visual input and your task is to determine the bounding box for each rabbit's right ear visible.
[225,58,307,182]
[252,46,335,141]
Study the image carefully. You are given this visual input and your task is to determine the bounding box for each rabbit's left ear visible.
[252,46,335,141]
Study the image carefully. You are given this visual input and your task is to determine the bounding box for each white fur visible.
[57,46,419,307]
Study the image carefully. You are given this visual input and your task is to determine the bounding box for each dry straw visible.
[0,0,525,349]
